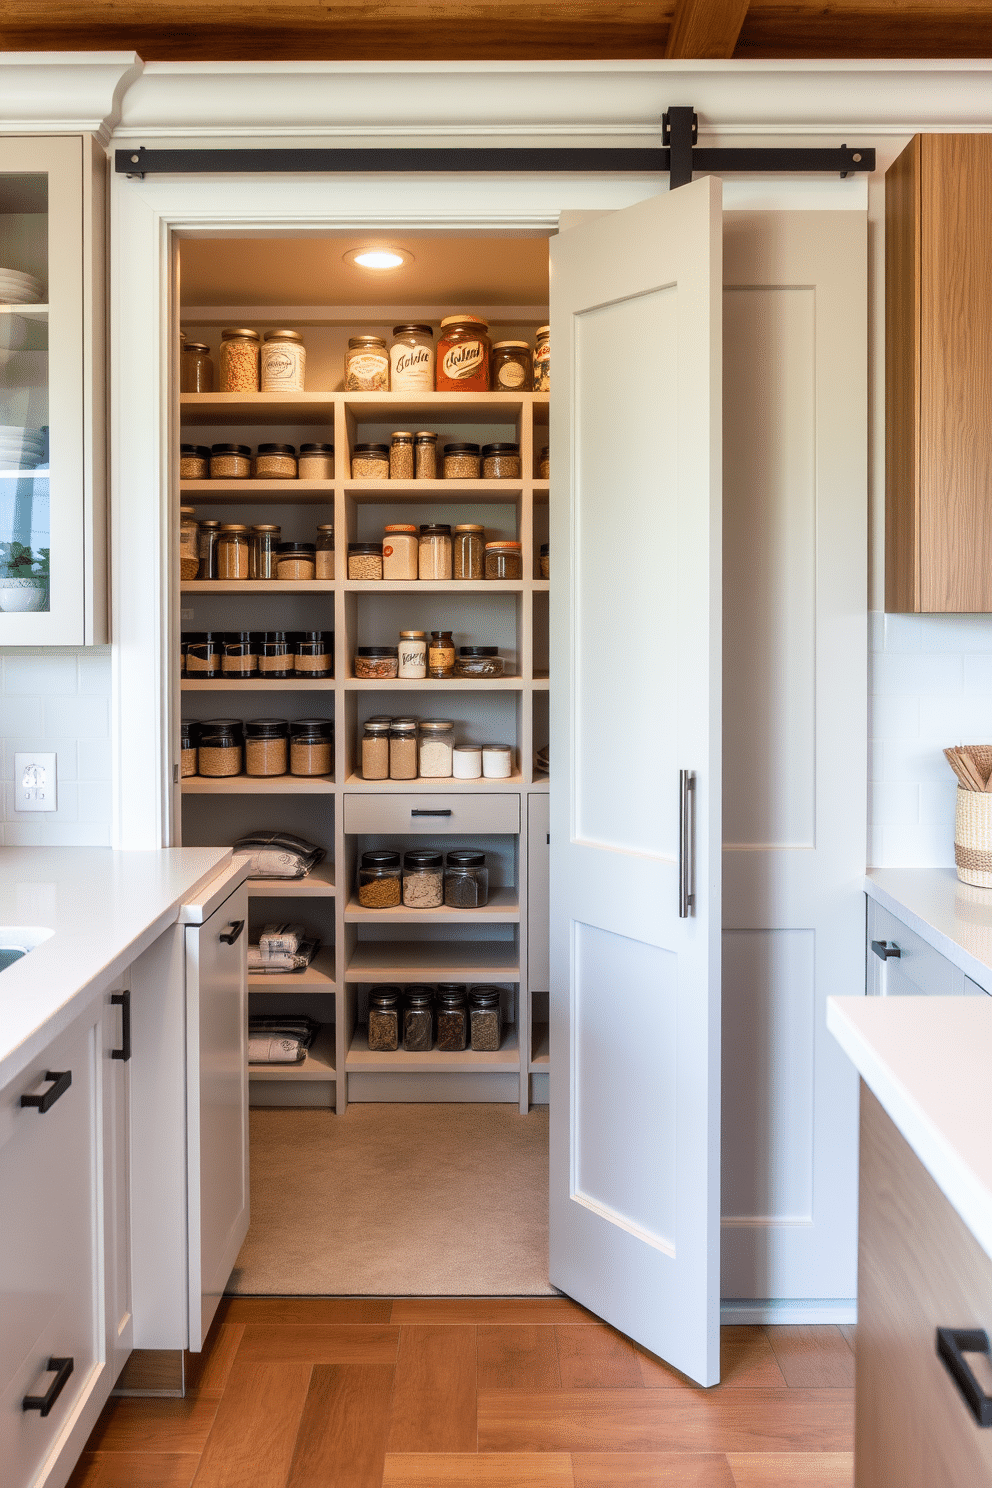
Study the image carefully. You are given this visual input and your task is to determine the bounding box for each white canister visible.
[261,329,306,392]
[452,744,482,779]
[398,629,427,678]
[482,744,513,779]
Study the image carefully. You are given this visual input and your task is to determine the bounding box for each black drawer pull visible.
[219,919,245,945]
[111,989,131,1062]
[937,1328,992,1426]
[871,940,901,961]
[20,1070,71,1114]
[23,1357,73,1416]
[411,809,452,817]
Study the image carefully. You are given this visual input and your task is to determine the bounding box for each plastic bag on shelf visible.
[232,831,325,880]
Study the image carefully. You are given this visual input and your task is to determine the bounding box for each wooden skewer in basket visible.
[943,745,992,793]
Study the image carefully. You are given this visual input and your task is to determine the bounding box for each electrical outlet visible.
[14,752,57,812]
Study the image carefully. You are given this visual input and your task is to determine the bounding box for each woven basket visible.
[955,785,992,887]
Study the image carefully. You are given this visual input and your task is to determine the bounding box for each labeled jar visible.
[398,630,427,679]
[295,631,333,679]
[414,430,438,479]
[389,719,419,780]
[221,632,257,677]
[419,523,452,581]
[261,328,305,393]
[346,335,389,392]
[367,986,402,1050]
[533,325,550,391]
[403,849,444,909]
[276,542,316,581]
[538,445,550,480]
[446,852,490,910]
[389,431,415,480]
[443,442,480,479]
[299,443,334,480]
[491,341,533,392]
[184,631,221,678]
[217,524,251,579]
[197,722,243,777]
[390,324,434,392]
[180,444,210,480]
[481,443,521,480]
[436,987,469,1051]
[254,443,297,479]
[483,743,513,779]
[485,540,522,580]
[382,524,418,581]
[180,720,198,777]
[290,717,333,777]
[180,507,200,580]
[245,718,289,777]
[316,525,335,580]
[258,631,294,679]
[540,542,549,579]
[452,742,482,779]
[403,989,434,1052]
[453,524,484,580]
[348,542,383,580]
[218,328,260,393]
[355,645,398,680]
[361,719,391,780]
[418,719,454,778]
[454,646,504,678]
[436,315,491,392]
[210,444,252,480]
[351,443,390,480]
[250,524,281,580]
[428,630,455,679]
[197,520,221,579]
[359,854,402,909]
[181,342,214,393]
[469,985,502,1050]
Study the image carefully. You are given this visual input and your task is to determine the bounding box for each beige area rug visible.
[229,1103,555,1296]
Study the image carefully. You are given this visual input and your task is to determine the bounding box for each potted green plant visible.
[0,542,49,612]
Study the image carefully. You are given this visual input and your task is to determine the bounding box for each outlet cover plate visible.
[14,752,57,812]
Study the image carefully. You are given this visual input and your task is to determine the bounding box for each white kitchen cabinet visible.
[867,899,990,997]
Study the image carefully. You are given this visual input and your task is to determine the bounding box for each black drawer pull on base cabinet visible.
[937,1328,992,1426]
[20,1069,71,1113]
[22,1357,73,1416]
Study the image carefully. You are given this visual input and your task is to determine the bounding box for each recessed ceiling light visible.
[345,247,412,271]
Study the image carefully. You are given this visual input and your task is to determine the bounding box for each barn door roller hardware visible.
[116,112,873,186]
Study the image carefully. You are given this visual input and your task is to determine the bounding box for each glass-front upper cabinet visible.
[0,136,106,643]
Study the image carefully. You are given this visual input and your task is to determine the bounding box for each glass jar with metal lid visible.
[180,444,210,480]
[295,631,333,679]
[443,442,480,479]
[358,853,402,909]
[390,324,434,393]
[254,443,297,479]
[348,542,383,580]
[469,985,502,1049]
[398,630,427,679]
[414,430,438,479]
[244,718,289,777]
[419,523,452,580]
[345,335,389,392]
[351,443,390,480]
[180,720,198,777]
[184,631,221,679]
[261,329,306,392]
[250,524,281,580]
[481,443,521,479]
[485,540,523,580]
[257,631,293,679]
[367,985,402,1050]
[454,646,504,678]
[403,989,434,1052]
[290,717,333,777]
[453,524,484,580]
[355,645,399,680]
[217,524,251,579]
[197,520,221,579]
[428,630,455,679]
[436,987,469,1051]
[316,525,334,579]
[221,632,257,677]
[418,719,454,777]
[389,718,419,780]
[299,443,334,480]
[361,718,391,780]
[436,315,491,392]
[533,325,550,391]
[389,431,415,480]
[180,341,214,393]
[446,851,490,909]
[218,328,260,392]
[197,721,243,778]
[403,849,444,909]
[382,523,418,580]
[276,542,316,581]
[180,507,199,580]
[491,341,533,392]
[210,444,252,480]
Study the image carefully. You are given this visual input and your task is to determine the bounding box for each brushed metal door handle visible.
[679,770,696,919]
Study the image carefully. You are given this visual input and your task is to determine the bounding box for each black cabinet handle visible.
[219,919,245,945]
[871,940,901,961]
[23,1357,73,1416]
[411,809,452,817]
[937,1328,992,1426]
[20,1070,71,1114]
[111,989,131,1062]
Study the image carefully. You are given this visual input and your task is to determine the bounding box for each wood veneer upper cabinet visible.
[886,133,992,613]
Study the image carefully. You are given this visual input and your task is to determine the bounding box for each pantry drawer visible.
[867,900,965,997]
[345,793,520,837]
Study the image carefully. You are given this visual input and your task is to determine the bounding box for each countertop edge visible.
[864,869,992,989]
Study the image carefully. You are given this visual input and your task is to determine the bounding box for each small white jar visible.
[482,743,513,779]
[261,329,306,392]
[398,629,427,679]
[452,743,482,780]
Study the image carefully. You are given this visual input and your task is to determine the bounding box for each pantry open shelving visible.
[345,1025,520,1074]
[344,885,519,923]
[249,1024,337,1082]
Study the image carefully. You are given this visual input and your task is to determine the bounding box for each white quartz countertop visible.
[866,866,992,989]
[0,846,241,1088]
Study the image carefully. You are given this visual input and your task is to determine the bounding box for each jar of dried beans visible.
[453,524,484,580]
[355,646,398,680]
[316,525,335,579]
[299,443,334,480]
[443,442,480,479]
[250,524,281,580]
[197,721,243,777]
[398,630,427,678]
[390,324,434,392]
[276,543,316,581]
[419,523,452,580]
[469,985,501,1049]
[348,542,383,580]
[389,719,418,780]
[211,444,252,480]
[428,630,455,679]
[491,341,533,392]
[485,540,522,580]
[415,430,438,479]
[361,719,391,780]
[180,342,214,393]
[261,329,305,392]
[351,443,389,480]
[295,632,333,679]
[290,717,333,776]
[402,850,444,909]
[180,719,198,777]
[390,431,415,480]
[245,718,289,777]
[346,336,389,392]
[418,719,454,778]
[403,989,434,1052]
[436,987,468,1051]
[217,524,251,579]
[367,986,401,1049]
[382,524,418,581]
[180,444,210,480]
[481,443,521,479]
[180,507,200,580]
[436,315,491,392]
[447,853,490,910]
[454,646,504,677]
[218,328,260,392]
[221,632,257,678]
[359,855,401,910]
[258,631,293,679]
[254,443,297,479]
[533,325,550,391]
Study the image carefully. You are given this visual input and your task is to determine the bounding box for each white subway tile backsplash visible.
[41,693,109,740]
[3,653,78,696]
[870,781,920,827]
[919,780,959,825]
[1,819,44,847]
[77,780,111,823]
[874,650,964,695]
[77,651,111,694]
[883,613,922,651]
[881,821,955,867]
[1,738,78,783]
[0,696,43,738]
[869,694,919,741]
[922,616,992,652]
[76,738,112,781]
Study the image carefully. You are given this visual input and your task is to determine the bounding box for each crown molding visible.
[0,52,143,144]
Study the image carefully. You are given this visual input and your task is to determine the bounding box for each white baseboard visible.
[722,1297,857,1325]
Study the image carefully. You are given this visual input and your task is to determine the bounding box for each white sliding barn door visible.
[721,212,867,1311]
[549,177,723,1388]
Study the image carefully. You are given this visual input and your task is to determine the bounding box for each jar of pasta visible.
[481,443,521,479]
[390,324,434,392]
[217,524,251,579]
[533,325,550,391]
[180,507,200,580]
[316,525,335,579]
[390,431,415,480]
[276,543,316,581]
[210,444,252,479]
[415,430,438,479]
[290,718,333,777]
[346,335,389,391]
[418,523,452,580]
[436,315,491,391]
[298,443,334,480]
[295,632,333,679]
[383,524,418,580]
[485,540,523,580]
[250,524,281,580]
[351,443,389,479]
[180,444,210,480]
[254,443,297,479]
[218,328,260,392]
[180,342,214,393]
[245,718,289,777]
[453,524,484,580]
[261,329,305,392]
[491,341,533,392]
[258,631,293,679]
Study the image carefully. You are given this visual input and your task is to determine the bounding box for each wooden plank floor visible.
[68,1299,855,1488]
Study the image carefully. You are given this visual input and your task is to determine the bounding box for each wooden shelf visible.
[180,478,335,504]
[532,579,549,592]
[180,580,335,593]
[346,1024,519,1075]
[182,774,334,794]
[344,676,523,691]
[344,886,519,924]
[346,479,524,504]
[343,579,523,592]
[248,863,335,898]
[248,947,336,992]
[342,771,525,792]
[181,678,335,691]
[249,1024,336,1081]
[180,390,548,424]
[530,1023,550,1072]
[345,939,519,982]
[181,392,336,424]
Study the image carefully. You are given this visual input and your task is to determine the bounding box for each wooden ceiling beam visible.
[665,0,751,57]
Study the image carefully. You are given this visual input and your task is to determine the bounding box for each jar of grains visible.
[184,631,221,679]
[390,431,415,480]
[382,524,418,580]
[295,632,333,679]
[361,719,391,780]
[481,443,521,479]
[315,525,334,579]
[180,444,210,480]
[197,722,243,777]
[367,986,402,1050]
[298,443,334,480]
[540,542,549,578]
[348,542,383,580]
[443,442,480,479]
[351,443,390,480]
[389,719,419,780]
[218,328,260,393]
[258,631,293,679]
[290,718,333,777]
[447,853,490,910]
[454,646,504,678]
[453,524,484,580]
[276,543,316,581]
[533,326,550,391]
[345,335,389,392]
[469,985,501,1049]
[398,630,427,679]
[210,444,252,480]
[428,630,455,679]
[221,632,257,678]
[217,524,251,579]
[419,523,452,580]
[436,315,491,392]
[485,540,523,580]
[403,989,434,1052]
[436,987,469,1051]
[390,324,434,392]
[254,443,297,479]
[402,850,444,909]
[198,520,221,579]
[261,329,305,393]
[355,646,398,680]
[180,342,214,393]
[250,524,281,580]
[491,341,533,392]
[180,720,198,776]
[180,507,200,580]
[359,855,402,910]
[539,445,550,480]
[452,742,482,779]
[414,430,438,479]
[483,743,513,779]
[418,720,454,777]
[245,718,289,777]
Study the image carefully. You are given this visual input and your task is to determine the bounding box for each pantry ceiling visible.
[0,0,987,59]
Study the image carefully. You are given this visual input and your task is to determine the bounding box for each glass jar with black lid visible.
[183,631,222,679]
[244,718,289,777]
[257,631,293,679]
[402,850,444,909]
[454,646,504,678]
[180,719,199,777]
[221,631,257,677]
[295,631,333,679]
[250,524,281,580]
[358,850,402,909]
[290,717,333,777]
[254,443,297,479]
[469,986,502,1051]
[436,986,469,1052]
[197,720,243,778]
[481,442,522,479]
[367,986,402,1052]
[445,850,489,909]
[180,444,210,480]
[403,989,434,1052]
[210,443,252,479]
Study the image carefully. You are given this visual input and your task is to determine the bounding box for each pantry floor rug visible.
[228,1102,554,1296]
